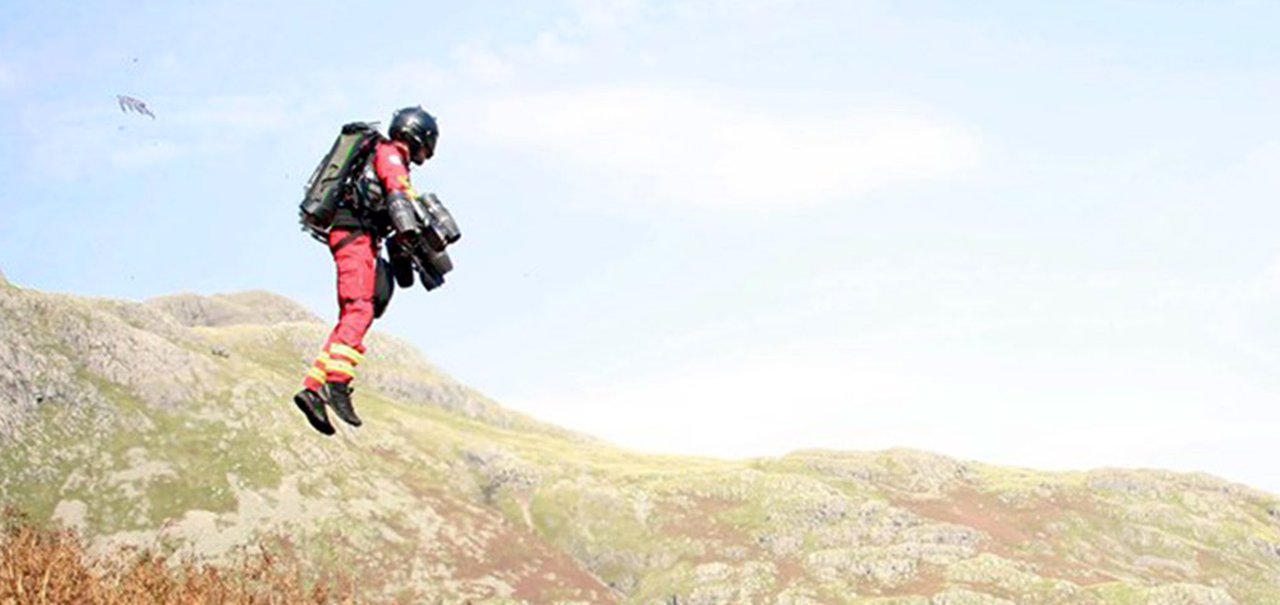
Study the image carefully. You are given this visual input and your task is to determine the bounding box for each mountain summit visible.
[2,279,1278,604]
[145,290,322,327]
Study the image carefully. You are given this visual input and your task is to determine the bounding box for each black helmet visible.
[388,106,439,161]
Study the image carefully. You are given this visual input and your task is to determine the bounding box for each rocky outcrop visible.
[0,288,117,437]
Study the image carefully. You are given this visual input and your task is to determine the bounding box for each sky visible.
[2,1,1279,493]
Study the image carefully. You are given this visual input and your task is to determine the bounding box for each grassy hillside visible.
[2,276,1279,604]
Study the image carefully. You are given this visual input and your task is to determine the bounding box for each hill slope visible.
[2,277,1279,604]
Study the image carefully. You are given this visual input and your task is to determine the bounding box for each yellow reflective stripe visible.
[398,175,420,199]
[307,367,327,383]
[328,344,364,365]
[326,360,357,378]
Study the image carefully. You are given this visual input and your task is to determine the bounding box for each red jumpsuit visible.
[302,140,421,392]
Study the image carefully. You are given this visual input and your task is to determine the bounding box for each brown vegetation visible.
[0,508,354,605]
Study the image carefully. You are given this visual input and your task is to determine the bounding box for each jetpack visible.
[386,191,461,292]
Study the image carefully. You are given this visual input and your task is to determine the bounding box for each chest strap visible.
[330,230,365,253]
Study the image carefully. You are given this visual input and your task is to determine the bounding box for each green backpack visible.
[298,122,383,243]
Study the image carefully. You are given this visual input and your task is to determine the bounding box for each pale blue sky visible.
[2,1,1278,492]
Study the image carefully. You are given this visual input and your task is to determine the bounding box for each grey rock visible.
[461,446,541,503]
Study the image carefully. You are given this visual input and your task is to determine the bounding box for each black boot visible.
[325,382,362,427]
[293,388,335,435]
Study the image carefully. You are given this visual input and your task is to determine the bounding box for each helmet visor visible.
[422,130,437,159]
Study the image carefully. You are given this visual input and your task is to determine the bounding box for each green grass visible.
[9,285,1280,603]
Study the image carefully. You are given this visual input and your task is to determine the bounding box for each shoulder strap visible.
[329,230,365,252]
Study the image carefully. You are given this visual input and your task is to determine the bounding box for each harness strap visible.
[330,230,364,253]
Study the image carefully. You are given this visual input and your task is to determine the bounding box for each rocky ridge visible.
[2,279,1279,604]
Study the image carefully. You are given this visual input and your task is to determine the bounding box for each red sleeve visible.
[374,141,419,197]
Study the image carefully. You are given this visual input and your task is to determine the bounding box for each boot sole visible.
[332,408,363,427]
[294,391,336,435]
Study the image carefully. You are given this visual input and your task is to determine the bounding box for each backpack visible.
[298,122,384,243]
